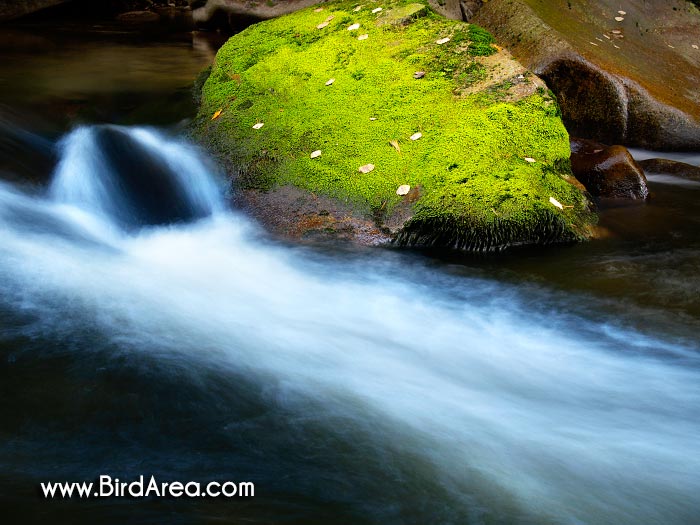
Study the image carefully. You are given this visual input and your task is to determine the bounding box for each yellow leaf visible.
[389,139,401,153]
[211,109,223,120]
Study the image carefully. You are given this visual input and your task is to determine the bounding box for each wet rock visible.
[0,0,68,21]
[570,138,649,201]
[639,159,700,182]
[116,11,161,23]
[473,0,700,150]
[191,0,319,28]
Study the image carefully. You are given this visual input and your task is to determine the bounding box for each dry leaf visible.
[618,10,626,15]
[372,7,382,13]
[358,163,375,174]
[317,21,329,29]
[549,197,564,210]
[314,7,324,12]
[310,150,322,159]
[436,37,450,45]
[396,185,410,196]
[211,109,223,120]
[410,132,422,141]
[325,78,335,86]
[524,157,536,163]
[389,139,401,153]
[615,16,624,21]
[353,6,363,12]
[348,23,360,31]
[413,71,425,79]
[252,122,264,129]
[358,34,369,40]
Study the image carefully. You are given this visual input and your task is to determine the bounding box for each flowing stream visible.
[1,10,700,525]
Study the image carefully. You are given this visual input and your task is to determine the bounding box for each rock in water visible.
[570,138,649,202]
[639,159,700,182]
[194,0,596,252]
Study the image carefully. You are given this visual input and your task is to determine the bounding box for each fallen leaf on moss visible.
[252,122,264,129]
[325,78,335,86]
[358,163,375,174]
[549,197,563,210]
[372,7,383,13]
[358,34,369,40]
[354,6,362,12]
[436,37,450,45]
[317,21,329,29]
[410,132,422,141]
[389,139,401,153]
[397,185,410,196]
[524,157,536,163]
[310,150,322,159]
[413,71,425,79]
[348,23,360,31]
[211,109,223,120]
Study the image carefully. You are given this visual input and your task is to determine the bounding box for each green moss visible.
[193,0,596,251]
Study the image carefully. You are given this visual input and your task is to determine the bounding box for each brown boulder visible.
[570,138,649,201]
[473,0,700,150]
[639,159,700,182]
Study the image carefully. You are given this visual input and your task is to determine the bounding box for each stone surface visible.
[570,138,649,201]
[473,0,700,150]
[639,158,700,182]
[193,0,596,252]
[0,0,68,21]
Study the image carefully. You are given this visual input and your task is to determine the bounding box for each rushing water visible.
[1,11,700,525]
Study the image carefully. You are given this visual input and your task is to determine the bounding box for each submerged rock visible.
[193,0,596,252]
[570,138,649,202]
[639,158,700,182]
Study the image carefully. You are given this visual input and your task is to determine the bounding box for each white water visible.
[1,126,699,524]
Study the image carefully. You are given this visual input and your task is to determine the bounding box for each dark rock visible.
[570,138,649,201]
[639,159,700,182]
[116,10,161,23]
[0,0,69,21]
[92,125,212,227]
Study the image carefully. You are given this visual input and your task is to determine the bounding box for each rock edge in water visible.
[192,0,596,252]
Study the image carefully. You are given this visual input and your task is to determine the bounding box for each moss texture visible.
[193,0,596,252]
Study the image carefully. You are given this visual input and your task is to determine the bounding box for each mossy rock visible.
[193,0,596,252]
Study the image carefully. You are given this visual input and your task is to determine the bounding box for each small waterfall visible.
[49,125,224,229]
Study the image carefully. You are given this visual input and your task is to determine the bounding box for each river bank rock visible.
[0,0,68,21]
[639,158,700,182]
[570,138,649,202]
[472,0,700,150]
[190,0,471,28]
[193,0,596,252]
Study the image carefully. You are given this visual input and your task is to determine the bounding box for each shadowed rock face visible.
[473,0,700,150]
[92,126,213,227]
[571,138,649,201]
[0,0,69,21]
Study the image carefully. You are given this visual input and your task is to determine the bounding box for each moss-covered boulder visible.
[193,0,596,252]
